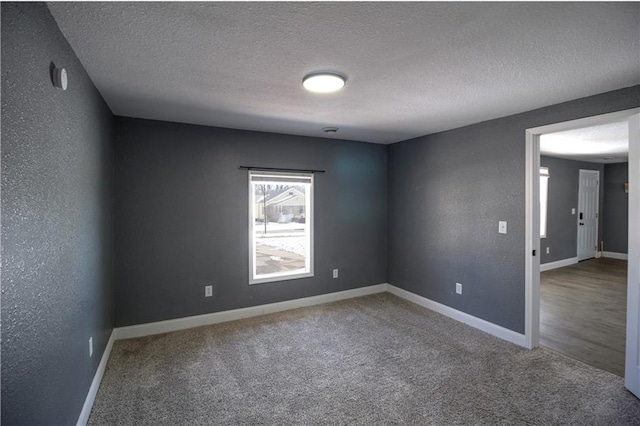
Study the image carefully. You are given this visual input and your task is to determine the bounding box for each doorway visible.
[537,125,624,376]
[525,108,640,397]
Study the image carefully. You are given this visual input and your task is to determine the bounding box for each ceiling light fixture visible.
[303,73,346,93]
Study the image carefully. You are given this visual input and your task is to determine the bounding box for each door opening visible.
[525,108,640,398]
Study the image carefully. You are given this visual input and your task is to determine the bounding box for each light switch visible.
[498,221,507,234]
[571,208,576,215]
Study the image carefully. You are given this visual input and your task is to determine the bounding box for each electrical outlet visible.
[498,221,507,234]
[205,285,213,297]
[89,337,93,358]
[332,269,339,279]
[456,283,462,295]
[546,247,550,254]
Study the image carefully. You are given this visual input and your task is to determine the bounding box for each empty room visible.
[2,2,640,425]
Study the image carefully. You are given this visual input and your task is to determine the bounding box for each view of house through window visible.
[540,167,550,238]
[249,171,313,284]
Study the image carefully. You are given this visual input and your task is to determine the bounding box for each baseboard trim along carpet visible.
[603,251,628,260]
[540,256,579,272]
[386,284,527,347]
[82,282,529,424]
[113,284,388,340]
[77,330,115,426]
[90,293,640,424]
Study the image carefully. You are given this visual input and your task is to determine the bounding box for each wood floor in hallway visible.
[540,257,627,376]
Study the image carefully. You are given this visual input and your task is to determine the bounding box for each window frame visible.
[248,171,314,285]
[540,167,550,239]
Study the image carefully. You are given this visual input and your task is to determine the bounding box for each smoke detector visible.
[53,67,68,90]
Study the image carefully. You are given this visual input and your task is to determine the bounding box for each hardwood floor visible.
[540,257,627,377]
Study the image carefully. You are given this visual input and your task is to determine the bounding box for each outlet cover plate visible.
[498,221,507,234]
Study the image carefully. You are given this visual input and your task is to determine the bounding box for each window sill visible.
[249,271,314,285]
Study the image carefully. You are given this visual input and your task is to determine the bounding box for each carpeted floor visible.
[89,293,640,425]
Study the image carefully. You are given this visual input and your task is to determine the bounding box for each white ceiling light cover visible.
[303,73,346,93]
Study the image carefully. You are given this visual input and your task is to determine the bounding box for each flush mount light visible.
[303,73,346,93]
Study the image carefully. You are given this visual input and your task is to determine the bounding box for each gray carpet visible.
[89,293,640,425]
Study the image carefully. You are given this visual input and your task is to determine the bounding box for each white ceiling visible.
[47,2,640,144]
[540,121,629,164]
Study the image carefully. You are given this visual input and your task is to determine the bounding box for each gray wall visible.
[1,4,114,425]
[603,162,629,254]
[388,85,640,334]
[1,3,637,421]
[114,117,387,326]
[540,156,604,264]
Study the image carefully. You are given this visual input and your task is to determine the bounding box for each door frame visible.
[577,169,600,262]
[524,108,640,396]
[626,113,640,396]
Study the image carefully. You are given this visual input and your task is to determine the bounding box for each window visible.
[249,171,313,284]
[540,167,550,238]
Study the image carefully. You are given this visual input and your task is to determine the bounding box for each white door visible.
[577,169,599,261]
[625,114,640,398]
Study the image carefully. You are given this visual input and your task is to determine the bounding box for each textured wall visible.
[603,162,629,254]
[540,156,603,264]
[388,86,640,334]
[114,117,387,326]
[1,4,114,425]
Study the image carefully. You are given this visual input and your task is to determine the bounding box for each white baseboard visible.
[78,284,387,423]
[77,330,115,426]
[114,284,388,340]
[83,281,530,423]
[596,251,602,259]
[386,284,527,348]
[602,251,628,260]
[540,257,578,272]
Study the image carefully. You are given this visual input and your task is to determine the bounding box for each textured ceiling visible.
[47,2,640,144]
[541,121,629,164]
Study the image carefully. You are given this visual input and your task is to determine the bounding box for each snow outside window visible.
[540,167,550,238]
[249,171,314,284]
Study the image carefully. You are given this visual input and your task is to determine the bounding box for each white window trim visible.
[540,167,550,239]
[248,171,314,285]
